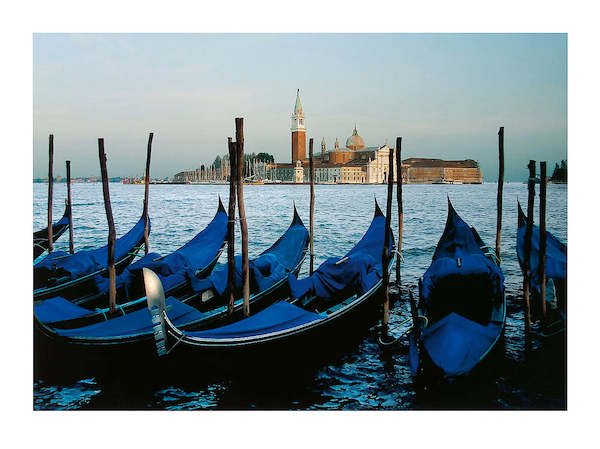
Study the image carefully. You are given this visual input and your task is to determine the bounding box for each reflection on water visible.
[33,182,566,410]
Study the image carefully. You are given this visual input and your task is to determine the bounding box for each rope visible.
[378,317,413,346]
[480,245,501,266]
[377,315,428,347]
[394,249,404,263]
[166,332,186,355]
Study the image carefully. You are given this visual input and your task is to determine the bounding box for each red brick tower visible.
[291,89,306,162]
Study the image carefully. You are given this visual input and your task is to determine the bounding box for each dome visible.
[345,125,365,150]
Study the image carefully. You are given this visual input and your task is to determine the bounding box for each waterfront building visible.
[270,90,482,184]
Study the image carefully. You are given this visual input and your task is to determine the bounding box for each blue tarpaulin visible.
[422,312,499,376]
[35,296,93,323]
[185,301,323,339]
[34,217,148,281]
[55,296,204,339]
[191,217,309,296]
[421,201,504,301]
[517,203,567,293]
[93,206,227,296]
[288,209,392,301]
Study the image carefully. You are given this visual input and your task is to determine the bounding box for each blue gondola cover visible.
[94,208,227,296]
[288,210,392,301]
[190,219,308,296]
[54,296,204,339]
[422,312,499,376]
[517,205,567,293]
[185,301,323,339]
[421,203,504,301]
[34,217,149,280]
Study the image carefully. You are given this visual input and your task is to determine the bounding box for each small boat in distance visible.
[33,202,70,260]
[410,198,505,377]
[122,177,145,185]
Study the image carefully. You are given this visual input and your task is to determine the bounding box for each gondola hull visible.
[158,257,393,356]
[34,200,229,328]
[414,199,506,378]
[33,253,307,370]
[149,201,394,360]
[34,206,309,356]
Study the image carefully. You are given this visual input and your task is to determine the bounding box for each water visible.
[33,182,567,410]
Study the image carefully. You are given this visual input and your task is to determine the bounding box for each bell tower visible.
[291,89,306,162]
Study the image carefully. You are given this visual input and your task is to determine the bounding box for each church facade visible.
[268,90,482,184]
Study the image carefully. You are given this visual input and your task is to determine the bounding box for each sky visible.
[33,33,567,181]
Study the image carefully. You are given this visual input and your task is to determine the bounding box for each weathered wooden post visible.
[523,160,536,333]
[539,161,547,320]
[395,137,403,285]
[235,118,250,317]
[382,148,394,330]
[496,127,504,263]
[309,138,315,275]
[227,137,237,316]
[143,132,153,255]
[47,134,54,253]
[66,160,74,254]
[98,138,117,312]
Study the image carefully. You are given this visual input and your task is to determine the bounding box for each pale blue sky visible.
[33,33,567,181]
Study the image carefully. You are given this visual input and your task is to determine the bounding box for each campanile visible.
[291,89,306,162]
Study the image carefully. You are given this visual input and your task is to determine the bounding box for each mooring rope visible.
[378,315,428,347]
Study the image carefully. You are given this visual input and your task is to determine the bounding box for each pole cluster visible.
[226,119,250,317]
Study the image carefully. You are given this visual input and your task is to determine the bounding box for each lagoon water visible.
[33,182,567,410]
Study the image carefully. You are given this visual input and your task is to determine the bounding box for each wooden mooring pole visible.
[98,138,117,312]
[382,148,394,330]
[66,160,74,254]
[496,127,504,263]
[395,137,403,285]
[309,138,315,275]
[47,134,54,253]
[235,118,250,317]
[523,160,536,333]
[143,132,153,255]
[226,137,237,316]
[539,161,547,320]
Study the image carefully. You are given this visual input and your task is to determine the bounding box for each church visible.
[269,90,398,184]
[268,90,482,184]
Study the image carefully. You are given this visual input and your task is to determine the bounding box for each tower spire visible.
[294,89,303,114]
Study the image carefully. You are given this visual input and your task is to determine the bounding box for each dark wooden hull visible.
[33,251,307,368]
[36,243,225,329]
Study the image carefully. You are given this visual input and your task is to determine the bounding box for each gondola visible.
[34,213,149,301]
[33,202,70,260]
[146,200,394,355]
[34,198,228,329]
[410,199,505,377]
[516,202,567,333]
[35,205,309,348]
